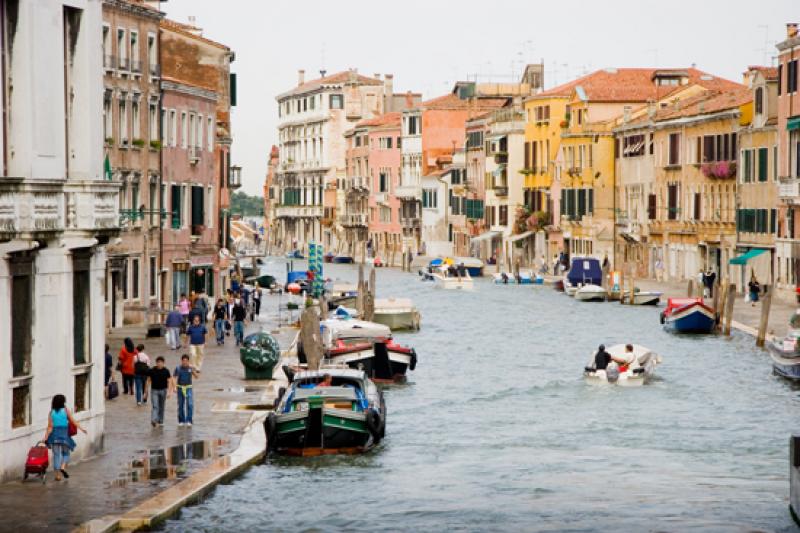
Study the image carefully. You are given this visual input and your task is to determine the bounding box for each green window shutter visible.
[577,189,586,217]
[560,189,566,215]
[758,147,768,182]
[171,185,181,229]
[588,189,594,214]
[230,73,237,106]
[771,208,777,234]
[743,150,751,182]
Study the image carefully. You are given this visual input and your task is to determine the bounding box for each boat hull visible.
[332,256,354,264]
[432,274,473,290]
[768,345,800,380]
[273,408,374,454]
[372,310,420,331]
[327,343,414,382]
[664,306,716,333]
[622,292,662,305]
[574,286,606,302]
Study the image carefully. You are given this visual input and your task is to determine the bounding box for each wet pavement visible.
[0,293,295,533]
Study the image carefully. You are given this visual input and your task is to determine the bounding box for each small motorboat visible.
[553,279,565,292]
[323,252,335,263]
[320,318,391,345]
[372,298,421,331]
[565,284,578,297]
[326,283,358,310]
[768,330,800,380]
[286,250,305,260]
[492,271,534,284]
[621,290,662,306]
[432,271,474,290]
[574,284,607,302]
[661,298,716,333]
[324,338,417,382]
[245,274,276,289]
[264,368,386,456]
[454,257,484,277]
[584,344,662,387]
[332,255,354,264]
[373,257,384,267]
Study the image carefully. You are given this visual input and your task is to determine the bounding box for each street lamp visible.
[229,164,242,189]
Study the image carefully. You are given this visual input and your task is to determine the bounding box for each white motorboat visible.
[320,318,391,347]
[574,284,607,302]
[432,271,474,290]
[565,284,579,297]
[620,291,662,306]
[584,344,662,387]
[492,270,534,284]
[372,298,421,331]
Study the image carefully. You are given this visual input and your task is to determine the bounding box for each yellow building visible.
[735,66,779,293]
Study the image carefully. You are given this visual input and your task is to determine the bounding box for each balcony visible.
[189,146,200,165]
[374,192,388,205]
[149,63,160,77]
[275,205,323,219]
[401,217,421,229]
[130,60,142,74]
[394,184,420,200]
[779,177,800,202]
[493,186,508,197]
[103,55,116,71]
[340,213,368,227]
[493,152,508,164]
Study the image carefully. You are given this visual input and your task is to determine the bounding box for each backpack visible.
[134,354,150,376]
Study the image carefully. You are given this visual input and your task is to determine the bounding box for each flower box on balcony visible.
[559,120,569,128]
[132,138,146,149]
[701,161,736,179]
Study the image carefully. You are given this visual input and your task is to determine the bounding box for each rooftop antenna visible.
[319,42,327,78]
[756,25,770,65]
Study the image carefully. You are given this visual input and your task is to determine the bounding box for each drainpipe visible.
[157,18,165,309]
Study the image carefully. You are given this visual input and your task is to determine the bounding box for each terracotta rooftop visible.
[532,67,741,102]
[355,112,402,128]
[422,93,508,111]
[747,65,779,81]
[278,70,383,99]
[161,18,230,51]
[626,87,752,126]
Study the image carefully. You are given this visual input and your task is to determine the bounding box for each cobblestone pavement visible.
[0,294,296,533]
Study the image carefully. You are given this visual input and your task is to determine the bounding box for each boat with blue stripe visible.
[661,298,716,333]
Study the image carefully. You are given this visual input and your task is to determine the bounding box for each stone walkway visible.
[0,293,295,533]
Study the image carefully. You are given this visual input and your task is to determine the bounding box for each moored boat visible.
[492,270,534,284]
[372,298,421,331]
[325,338,417,382]
[332,255,354,264]
[432,270,474,290]
[661,298,716,333]
[574,284,607,302]
[768,331,800,380]
[583,344,662,387]
[621,290,662,306]
[454,257,484,277]
[565,284,578,297]
[553,279,565,292]
[264,368,385,456]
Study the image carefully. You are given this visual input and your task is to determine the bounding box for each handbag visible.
[107,380,119,400]
[225,320,232,331]
[68,420,77,437]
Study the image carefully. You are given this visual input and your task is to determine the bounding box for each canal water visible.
[162,260,799,532]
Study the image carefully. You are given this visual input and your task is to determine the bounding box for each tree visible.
[230,191,264,217]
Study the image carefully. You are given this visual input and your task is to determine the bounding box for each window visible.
[737,208,776,234]
[131,258,140,299]
[12,385,30,429]
[188,113,195,149]
[789,60,798,94]
[499,205,508,226]
[171,184,182,229]
[702,133,736,162]
[72,253,91,366]
[407,115,420,135]
[147,33,157,73]
[623,134,646,158]
[103,92,113,140]
[181,111,188,148]
[755,87,764,114]
[103,24,111,66]
[169,109,177,147]
[131,97,140,139]
[422,188,438,208]
[10,255,33,377]
[330,94,343,109]
[466,131,483,149]
[668,133,681,166]
[117,28,126,68]
[130,30,139,70]
[191,185,205,229]
[742,149,753,182]
[379,171,389,192]
[758,147,769,182]
[149,102,158,141]
[667,184,678,220]
[207,117,213,151]
[208,186,214,228]
[693,192,701,220]
[121,258,129,300]
[74,373,89,413]
[119,95,128,143]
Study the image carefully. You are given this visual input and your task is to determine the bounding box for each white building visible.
[273,69,395,254]
[0,0,119,481]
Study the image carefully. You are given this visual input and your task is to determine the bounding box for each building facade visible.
[365,114,403,264]
[0,0,120,481]
[102,0,163,327]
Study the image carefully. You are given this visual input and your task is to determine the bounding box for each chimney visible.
[788,23,799,38]
[647,100,656,118]
[384,74,395,112]
[298,69,305,86]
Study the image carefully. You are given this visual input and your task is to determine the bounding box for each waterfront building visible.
[0,0,120,481]
[628,87,751,281]
[460,115,491,259]
[159,19,234,302]
[264,145,279,250]
[273,70,405,255]
[734,66,779,293]
[365,113,404,264]
[342,125,370,259]
[102,0,163,327]
[776,23,800,294]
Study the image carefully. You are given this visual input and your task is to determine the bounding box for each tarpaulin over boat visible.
[729,248,768,265]
[566,257,602,286]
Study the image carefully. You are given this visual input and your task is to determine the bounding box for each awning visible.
[470,231,501,243]
[788,117,800,131]
[508,230,535,242]
[729,248,768,265]
[620,232,640,243]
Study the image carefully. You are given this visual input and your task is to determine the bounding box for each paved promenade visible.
[0,294,295,533]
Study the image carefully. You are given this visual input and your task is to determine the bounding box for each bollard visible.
[723,283,735,335]
[757,285,772,347]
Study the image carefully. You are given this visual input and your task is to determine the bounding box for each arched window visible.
[755,87,764,114]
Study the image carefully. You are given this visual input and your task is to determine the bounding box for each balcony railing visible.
[130,60,142,74]
[340,213,368,227]
[149,63,160,77]
[779,177,800,200]
[103,55,116,70]
[493,186,508,197]
[275,205,323,218]
[117,57,129,71]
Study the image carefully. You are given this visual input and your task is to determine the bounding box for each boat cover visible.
[567,257,602,286]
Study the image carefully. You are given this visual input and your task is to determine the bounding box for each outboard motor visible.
[606,363,620,383]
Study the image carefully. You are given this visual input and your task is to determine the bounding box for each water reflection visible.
[112,439,227,486]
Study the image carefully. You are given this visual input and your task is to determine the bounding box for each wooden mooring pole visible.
[687,279,694,297]
[723,282,735,336]
[757,285,772,347]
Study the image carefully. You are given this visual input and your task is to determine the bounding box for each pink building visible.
[364,113,403,262]
[161,79,220,302]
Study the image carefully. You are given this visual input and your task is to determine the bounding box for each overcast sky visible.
[163,0,797,196]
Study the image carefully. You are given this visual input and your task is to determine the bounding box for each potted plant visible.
[132,138,145,149]
[149,139,162,150]
[105,137,115,146]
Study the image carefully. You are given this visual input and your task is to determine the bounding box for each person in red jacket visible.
[118,338,138,396]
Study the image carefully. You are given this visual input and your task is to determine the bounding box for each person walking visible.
[212,298,228,346]
[165,305,183,350]
[252,282,262,317]
[231,296,247,346]
[118,338,137,396]
[44,394,86,481]
[178,293,191,331]
[705,269,716,299]
[748,274,761,307]
[197,290,209,323]
[104,344,114,396]
[148,356,172,427]
[133,344,151,406]
[173,354,199,427]
[186,315,207,370]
